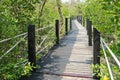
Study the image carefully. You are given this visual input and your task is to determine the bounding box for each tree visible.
[38,0,47,27]
[56,0,64,28]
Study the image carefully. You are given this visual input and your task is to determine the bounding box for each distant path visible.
[26,20,94,80]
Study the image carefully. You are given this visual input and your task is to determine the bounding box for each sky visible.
[61,0,85,3]
[61,0,69,2]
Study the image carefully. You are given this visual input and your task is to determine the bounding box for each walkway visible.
[26,20,93,80]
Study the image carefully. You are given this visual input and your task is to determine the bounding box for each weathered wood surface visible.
[26,20,94,80]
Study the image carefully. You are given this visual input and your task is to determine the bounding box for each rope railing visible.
[36,37,56,58]
[36,26,53,32]
[24,26,55,65]
[59,21,66,39]
[34,18,72,65]
[59,18,69,34]
[27,17,72,68]
[0,32,27,43]
[36,27,55,52]
[59,27,65,39]
[100,37,120,80]
[0,26,53,43]
[79,15,120,80]
[101,38,114,80]
[0,35,27,60]
[0,17,72,76]
[59,25,64,33]
[0,26,54,61]
[0,26,54,60]
[36,44,49,55]
[101,37,120,68]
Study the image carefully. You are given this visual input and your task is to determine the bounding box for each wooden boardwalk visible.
[26,20,94,80]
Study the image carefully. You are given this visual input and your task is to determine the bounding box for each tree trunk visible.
[56,0,63,30]
[38,0,47,27]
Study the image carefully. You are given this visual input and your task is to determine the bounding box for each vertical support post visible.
[77,16,80,23]
[88,21,92,46]
[93,28,100,80]
[55,20,59,44]
[77,15,81,24]
[81,15,82,24]
[28,25,36,67]
[65,18,68,35]
[86,18,89,35]
[83,17,85,27]
[93,28,100,64]
[77,16,79,22]
[70,17,72,30]
[79,16,80,23]
[82,17,84,26]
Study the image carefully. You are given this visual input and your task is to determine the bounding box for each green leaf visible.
[114,2,120,7]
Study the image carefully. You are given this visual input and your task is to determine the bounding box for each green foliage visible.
[22,62,36,76]
[0,0,71,80]
[62,4,69,17]
[0,0,39,39]
[112,65,120,80]
[0,62,35,80]
[91,64,109,80]
[80,0,120,79]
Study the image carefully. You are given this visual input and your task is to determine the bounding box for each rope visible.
[101,38,114,80]
[36,27,55,51]
[0,35,27,60]
[0,26,53,43]
[36,44,49,55]
[101,37,120,68]
[0,32,27,43]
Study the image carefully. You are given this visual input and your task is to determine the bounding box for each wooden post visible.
[28,25,36,67]
[82,17,84,26]
[65,18,68,35]
[93,28,100,80]
[70,17,72,30]
[93,28,100,64]
[88,20,92,46]
[77,16,80,23]
[79,16,80,23]
[83,17,85,27]
[77,16,79,22]
[55,20,59,44]
[86,18,89,35]
[81,15,82,24]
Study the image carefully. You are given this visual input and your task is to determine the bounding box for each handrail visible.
[36,27,56,55]
[36,27,55,51]
[101,38,114,80]
[0,26,53,43]
[0,32,27,43]
[101,37,120,68]
[0,25,54,60]
[36,44,49,55]
[82,16,119,79]
[36,35,55,55]
[36,26,53,32]
[0,35,27,60]
[59,19,67,34]
[0,25,53,61]
[0,16,68,78]
[59,25,65,39]
[59,25,64,33]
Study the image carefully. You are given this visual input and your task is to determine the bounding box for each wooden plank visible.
[27,20,94,80]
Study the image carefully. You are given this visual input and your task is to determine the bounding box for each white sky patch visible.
[61,0,69,2]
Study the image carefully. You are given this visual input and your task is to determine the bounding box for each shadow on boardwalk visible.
[21,20,93,80]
